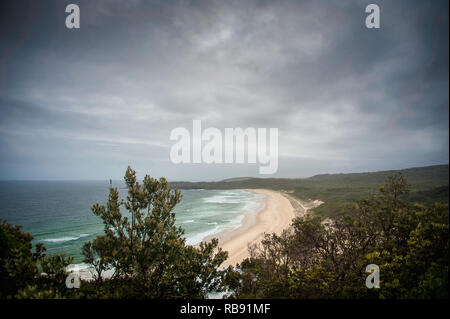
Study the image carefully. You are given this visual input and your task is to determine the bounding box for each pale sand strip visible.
[204,189,296,268]
[280,191,324,217]
[75,189,296,279]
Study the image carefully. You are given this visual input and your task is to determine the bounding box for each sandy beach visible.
[204,189,296,268]
[75,189,298,279]
[72,189,298,280]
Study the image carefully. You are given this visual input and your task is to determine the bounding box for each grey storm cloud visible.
[0,0,448,180]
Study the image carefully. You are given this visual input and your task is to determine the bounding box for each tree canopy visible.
[225,174,449,298]
[1,170,448,299]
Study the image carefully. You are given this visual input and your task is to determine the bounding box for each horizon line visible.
[0,163,448,183]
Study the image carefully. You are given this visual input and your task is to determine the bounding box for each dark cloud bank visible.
[0,0,448,180]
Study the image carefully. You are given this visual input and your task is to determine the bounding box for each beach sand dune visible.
[205,189,296,268]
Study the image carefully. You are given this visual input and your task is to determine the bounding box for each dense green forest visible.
[171,165,449,218]
[0,165,448,298]
[225,174,448,298]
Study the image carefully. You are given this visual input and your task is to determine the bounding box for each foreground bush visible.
[226,174,449,298]
[0,220,73,299]
[80,166,227,298]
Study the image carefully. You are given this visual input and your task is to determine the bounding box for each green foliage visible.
[80,166,228,298]
[15,285,65,299]
[0,219,73,299]
[1,167,447,299]
[171,165,449,219]
[226,174,449,299]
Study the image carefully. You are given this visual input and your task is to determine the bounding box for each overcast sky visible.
[0,0,448,181]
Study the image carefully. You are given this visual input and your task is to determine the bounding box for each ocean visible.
[0,181,265,265]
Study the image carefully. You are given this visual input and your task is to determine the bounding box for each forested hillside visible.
[170,165,449,218]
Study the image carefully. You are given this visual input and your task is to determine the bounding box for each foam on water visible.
[0,182,265,267]
[42,233,90,243]
[185,226,222,246]
[202,195,241,204]
[180,189,266,245]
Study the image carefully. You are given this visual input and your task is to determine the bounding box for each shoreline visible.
[203,189,296,268]
[71,189,297,279]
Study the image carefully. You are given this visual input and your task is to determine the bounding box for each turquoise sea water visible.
[0,181,265,264]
